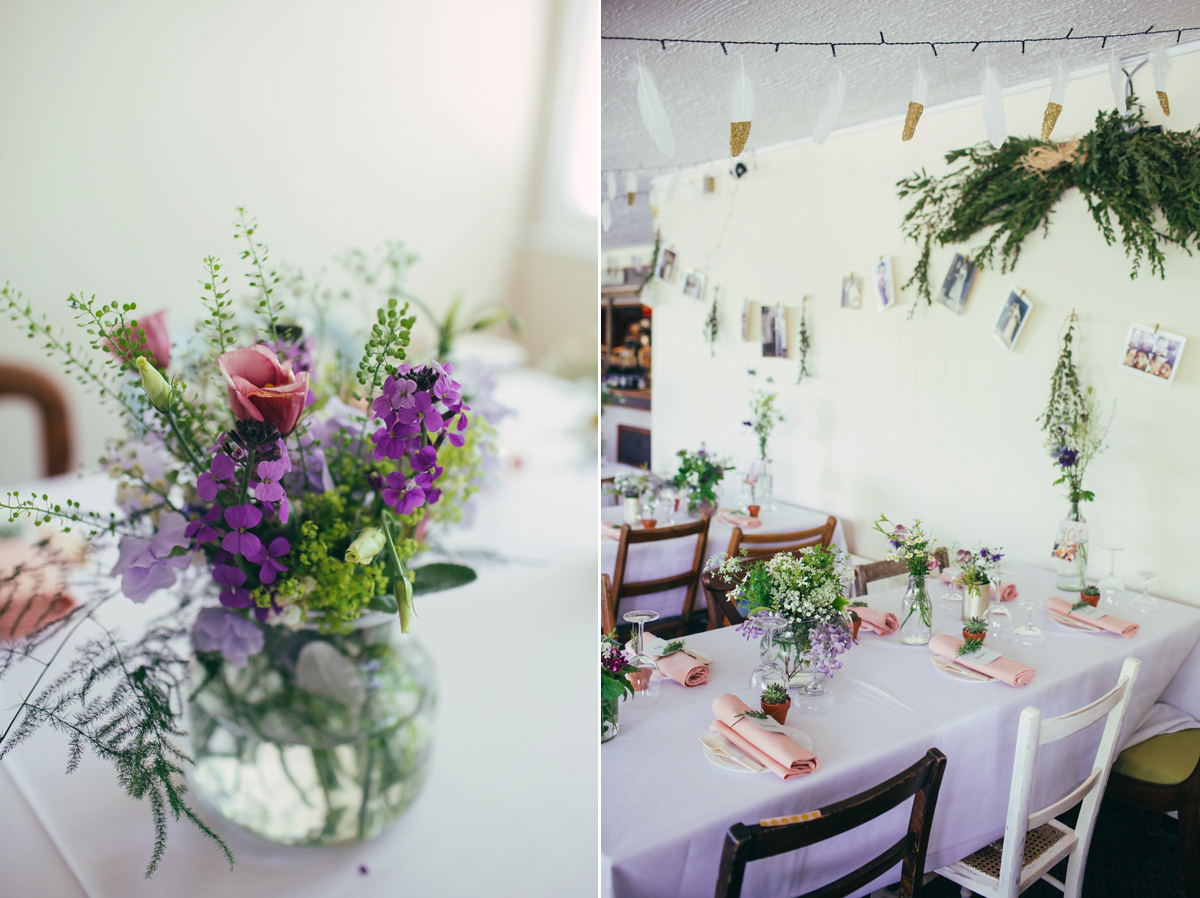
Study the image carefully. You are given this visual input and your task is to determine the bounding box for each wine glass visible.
[1012,590,1046,648]
[657,486,677,525]
[623,610,661,707]
[1132,570,1159,616]
[748,611,788,694]
[985,570,1014,645]
[1098,544,1125,611]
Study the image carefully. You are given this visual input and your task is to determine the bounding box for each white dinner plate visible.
[930,655,997,683]
[702,725,814,772]
[1047,611,1105,632]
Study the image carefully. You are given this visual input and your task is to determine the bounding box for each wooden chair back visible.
[601,573,616,634]
[715,748,948,898]
[610,514,711,638]
[726,515,836,561]
[850,559,908,599]
[700,569,744,630]
[0,364,72,476]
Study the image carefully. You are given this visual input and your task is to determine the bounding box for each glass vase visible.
[900,574,932,645]
[772,620,841,714]
[1055,502,1088,591]
[188,610,436,846]
[601,695,619,743]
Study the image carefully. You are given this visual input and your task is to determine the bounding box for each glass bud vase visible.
[900,574,932,645]
[622,496,640,525]
[1055,503,1088,591]
[601,695,619,743]
[188,611,436,846]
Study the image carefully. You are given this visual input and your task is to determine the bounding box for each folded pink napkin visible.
[718,509,762,529]
[1045,596,1138,638]
[652,649,710,687]
[601,521,622,540]
[999,583,1018,602]
[939,568,956,583]
[0,540,76,641]
[711,693,818,779]
[855,607,899,635]
[929,634,1036,686]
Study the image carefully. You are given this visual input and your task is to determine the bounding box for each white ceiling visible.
[601,0,1200,247]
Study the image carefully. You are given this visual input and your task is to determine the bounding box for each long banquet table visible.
[601,564,1200,898]
[600,501,849,621]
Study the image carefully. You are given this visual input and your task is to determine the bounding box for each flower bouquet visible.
[715,546,852,698]
[670,447,731,512]
[875,515,939,642]
[601,632,637,742]
[0,212,492,871]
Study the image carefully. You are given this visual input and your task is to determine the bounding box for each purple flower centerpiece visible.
[601,633,639,742]
[0,213,493,870]
[713,545,851,712]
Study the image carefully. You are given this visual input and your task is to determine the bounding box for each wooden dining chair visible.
[936,657,1141,898]
[0,364,72,476]
[726,515,836,561]
[601,573,616,634]
[850,559,909,599]
[714,748,948,898]
[610,514,711,639]
[700,569,744,630]
[1105,721,1200,898]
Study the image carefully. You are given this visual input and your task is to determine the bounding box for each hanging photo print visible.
[841,274,862,309]
[656,246,678,282]
[761,304,790,358]
[875,257,896,312]
[1120,323,1185,384]
[938,254,977,315]
[993,289,1032,351]
[681,269,707,301]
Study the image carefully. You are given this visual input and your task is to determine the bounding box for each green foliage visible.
[409,562,477,595]
[760,683,789,705]
[235,207,285,338]
[199,255,235,356]
[1039,318,1108,505]
[963,616,988,634]
[659,639,685,656]
[958,637,986,656]
[355,297,415,406]
[671,448,732,509]
[898,102,1200,305]
[704,294,719,357]
[747,389,783,461]
[796,301,811,383]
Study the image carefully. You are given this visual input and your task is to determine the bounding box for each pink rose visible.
[217,345,309,436]
[108,309,171,369]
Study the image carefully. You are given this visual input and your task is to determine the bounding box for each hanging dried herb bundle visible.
[897,102,1200,305]
[796,299,811,383]
[704,293,719,356]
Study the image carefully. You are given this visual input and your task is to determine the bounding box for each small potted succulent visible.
[849,601,868,641]
[1080,585,1101,607]
[760,682,791,725]
[962,616,988,644]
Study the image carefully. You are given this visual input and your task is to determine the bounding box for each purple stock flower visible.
[221,504,263,557]
[254,537,290,585]
[192,607,264,667]
[382,471,425,515]
[213,563,253,608]
[1058,449,1078,468]
[197,452,237,502]
[185,505,223,544]
[110,511,193,603]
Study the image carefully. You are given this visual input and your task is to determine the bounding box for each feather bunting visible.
[630,63,675,158]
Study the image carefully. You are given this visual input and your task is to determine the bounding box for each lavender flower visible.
[192,607,264,667]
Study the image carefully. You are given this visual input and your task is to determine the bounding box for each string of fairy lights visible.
[600,23,1200,230]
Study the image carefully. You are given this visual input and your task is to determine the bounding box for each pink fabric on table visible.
[938,570,1017,601]
[711,693,818,779]
[652,650,710,687]
[1045,596,1139,638]
[999,583,1019,602]
[940,568,957,583]
[601,521,622,541]
[855,607,899,635]
[718,509,763,529]
[929,634,1036,686]
[0,540,77,642]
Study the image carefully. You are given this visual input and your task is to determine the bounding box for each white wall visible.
[0,0,557,481]
[647,53,1200,604]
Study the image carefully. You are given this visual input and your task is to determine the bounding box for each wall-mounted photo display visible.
[993,288,1032,351]
[656,246,678,283]
[875,256,896,312]
[761,304,791,358]
[841,274,862,309]
[741,300,756,341]
[938,253,977,315]
[681,268,707,301]
[1120,323,1185,384]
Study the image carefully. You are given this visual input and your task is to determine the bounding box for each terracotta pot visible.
[640,519,657,530]
[1080,591,1100,607]
[629,668,651,692]
[761,698,790,726]
[851,617,862,641]
[747,505,761,518]
[962,630,987,644]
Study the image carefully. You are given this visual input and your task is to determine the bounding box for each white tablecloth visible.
[600,501,848,622]
[0,368,597,898]
[601,564,1200,898]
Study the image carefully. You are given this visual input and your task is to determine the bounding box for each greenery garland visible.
[897,101,1200,305]
[704,292,719,356]
[796,298,811,383]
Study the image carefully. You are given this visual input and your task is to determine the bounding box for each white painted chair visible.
[936,657,1141,898]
